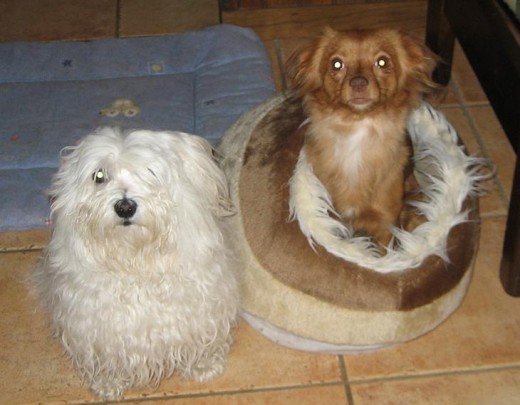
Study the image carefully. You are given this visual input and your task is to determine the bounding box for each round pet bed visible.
[218,95,483,353]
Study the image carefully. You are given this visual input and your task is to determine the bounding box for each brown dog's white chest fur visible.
[305,111,410,229]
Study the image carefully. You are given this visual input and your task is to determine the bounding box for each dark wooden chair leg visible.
[426,0,520,296]
[425,0,454,86]
[501,159,520,296]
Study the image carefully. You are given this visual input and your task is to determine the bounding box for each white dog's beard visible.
[72,196,178,274]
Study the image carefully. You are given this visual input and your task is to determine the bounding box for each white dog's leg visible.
[73,355,133,401]
[90,377,129,402]
[180,336,232,382]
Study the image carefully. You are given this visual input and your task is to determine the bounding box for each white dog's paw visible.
[90,379,128,401]
[186,359,226,383]
[190,361,225,382]
[182,345,229,383]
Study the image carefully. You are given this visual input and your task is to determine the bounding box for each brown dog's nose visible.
[349,76,369,89]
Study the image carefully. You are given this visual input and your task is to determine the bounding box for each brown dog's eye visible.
[330,57,345,72]
[375,55,391,69]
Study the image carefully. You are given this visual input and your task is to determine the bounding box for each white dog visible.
[33,128,239,400]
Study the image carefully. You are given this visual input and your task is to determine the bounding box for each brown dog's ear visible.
[322,26,338,39]
[285,40,319,92]
[399,33,441,94]
[285,28,337,93]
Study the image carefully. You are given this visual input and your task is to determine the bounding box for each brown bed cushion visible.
[219,95,480,351]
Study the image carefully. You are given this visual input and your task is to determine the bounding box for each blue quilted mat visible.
[0,25,276,231]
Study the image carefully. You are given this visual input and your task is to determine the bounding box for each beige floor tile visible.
[0,0,117,42]
[345,217,520,380]
[0,251,92,405]
[0,229,49,252]
[119,0,219,37]
[126,385,348,405]
[222,2,427,41]
[351,368,520,405]
[469,106,517,200]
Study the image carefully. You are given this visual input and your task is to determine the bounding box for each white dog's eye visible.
[330,57,345,72]
[375,55,391,69]
[92,169,108,184]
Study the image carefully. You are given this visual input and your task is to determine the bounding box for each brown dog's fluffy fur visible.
[287,28,438,247]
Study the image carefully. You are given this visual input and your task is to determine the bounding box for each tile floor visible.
[1,1,519,404]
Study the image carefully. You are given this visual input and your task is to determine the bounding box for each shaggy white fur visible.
[289,103,489,273]
[33,128,239,400]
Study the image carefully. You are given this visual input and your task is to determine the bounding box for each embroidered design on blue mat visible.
[148,62,165,74]
[99,98,141,118]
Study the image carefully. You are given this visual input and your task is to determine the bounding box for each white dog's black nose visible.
[114,198,137,219]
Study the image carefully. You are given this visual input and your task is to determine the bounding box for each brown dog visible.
[287,28,438,247]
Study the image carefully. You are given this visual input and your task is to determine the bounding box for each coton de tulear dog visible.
[33,128,239,400]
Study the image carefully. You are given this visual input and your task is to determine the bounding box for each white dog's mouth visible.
[114,198,138,226]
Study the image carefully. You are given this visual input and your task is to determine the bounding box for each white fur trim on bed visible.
[289,103,488,273]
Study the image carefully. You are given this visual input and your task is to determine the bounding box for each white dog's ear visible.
[180,135,235,217]
[47,142,89,214]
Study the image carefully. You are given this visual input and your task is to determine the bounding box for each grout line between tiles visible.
[0,247,44,254]
[29,383,347,405]
[338,356,356,405]
[479,211,509,220]
[111,381,347,404]
[347,363,520,386]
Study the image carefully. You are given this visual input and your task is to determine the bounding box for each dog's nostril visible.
[114,198,137,219]
[349,76,369,89]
